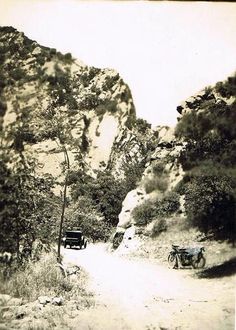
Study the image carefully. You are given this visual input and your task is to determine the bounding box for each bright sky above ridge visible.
[1,0,236,127]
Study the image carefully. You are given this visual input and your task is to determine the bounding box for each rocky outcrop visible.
[116,126,185,233]
[0,26,147,184]
[115,73,236,247]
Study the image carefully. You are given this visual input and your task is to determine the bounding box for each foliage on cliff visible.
[0,26,148,253]
[175,74,236,243]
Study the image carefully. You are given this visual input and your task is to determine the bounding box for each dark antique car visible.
[63,230,87,249]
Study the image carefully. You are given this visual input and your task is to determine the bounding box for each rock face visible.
[0,26,152,185]
[116,74,236,244]
[116,126,185,232]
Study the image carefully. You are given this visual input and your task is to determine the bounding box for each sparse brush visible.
[3,253,67,301]
[2,251,93,303]
[144,176,168,194]
[151,218,167,237]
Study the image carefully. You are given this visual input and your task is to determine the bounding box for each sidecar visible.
[180,247,206,269]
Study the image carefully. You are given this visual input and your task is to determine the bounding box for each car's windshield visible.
[65,231,81,238]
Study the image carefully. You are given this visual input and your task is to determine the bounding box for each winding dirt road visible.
[63,244,234,330]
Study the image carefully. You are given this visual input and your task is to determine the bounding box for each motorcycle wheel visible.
[192,255,206,269]
[168,253,177,268]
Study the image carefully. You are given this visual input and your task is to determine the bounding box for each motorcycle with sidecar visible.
[168,244,206,269]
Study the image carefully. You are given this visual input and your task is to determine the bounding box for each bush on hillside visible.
[154,191,180,216]
[132,191,180,227]
[151,218,167,237]
[132,200,157,226]
[11,67,25,81]
[215,74,236,98]
[175,74,236,244]
[144,176,168,194]
[184,165,236,244]
[152,161,166,176]
[135,118,151,133]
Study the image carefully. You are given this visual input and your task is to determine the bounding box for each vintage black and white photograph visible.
[0,1,235,329]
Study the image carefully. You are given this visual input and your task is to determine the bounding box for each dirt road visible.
[63,244,235,330]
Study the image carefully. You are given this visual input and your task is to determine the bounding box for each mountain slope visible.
[0,26,152,181]
[116,74,236,247]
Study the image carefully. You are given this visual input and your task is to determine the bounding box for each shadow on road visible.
[196,257,236,278]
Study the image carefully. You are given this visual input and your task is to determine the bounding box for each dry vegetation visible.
[124,217,236,272]
[0,250,95,329]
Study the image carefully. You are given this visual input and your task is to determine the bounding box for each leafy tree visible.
[175,74,236,243]
[0,95,62,260]
[66,196,111,242]
[34,100,73,261]
[0,152,59,258]
[184,165,235,244]
[70,169,130,227]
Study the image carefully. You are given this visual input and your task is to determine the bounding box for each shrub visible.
[64,52,73,63]
[2,253,70,301]
[152,161,166,176]
[11,67,25,81]
[144,176,168,194]
[112,232,124,249]
[132,200,156,226]
[155,191,180,216]
[36,54,45,65]
[0,251,94,305]
[0,100,7,116]
[151,218,167,237]
[184,166,236,244]
[135,118,151,133]
[103,73,119,90]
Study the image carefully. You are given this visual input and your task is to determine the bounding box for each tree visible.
[0,96,62,259]
[184,165,236,244]
[34,100,73,261]
[0,135,59,259]
[175,75,236,244]
[66,196,111,242]
[70,170,129,226]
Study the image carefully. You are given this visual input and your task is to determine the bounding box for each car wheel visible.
[84,241,87,249]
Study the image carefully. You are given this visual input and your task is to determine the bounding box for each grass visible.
[1,253,69,301]
[0,250,95,329]
[123,216,236,273]
[0,251,93,302]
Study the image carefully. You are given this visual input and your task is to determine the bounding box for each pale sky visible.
[1,0,236,127]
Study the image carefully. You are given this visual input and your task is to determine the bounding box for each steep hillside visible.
[116,74,236,248]
[0,26,154,180]
[0,26,159,253]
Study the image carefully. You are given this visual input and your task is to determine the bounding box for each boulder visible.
[38,296,51,305]
[117,188,146,229]
[52,297,64,306]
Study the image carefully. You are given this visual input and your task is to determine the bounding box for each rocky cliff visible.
[1,26,235,247]
[0,26,154,186]
[116,73,236,248]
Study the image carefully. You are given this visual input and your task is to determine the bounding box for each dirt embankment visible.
[63,243,235,330]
